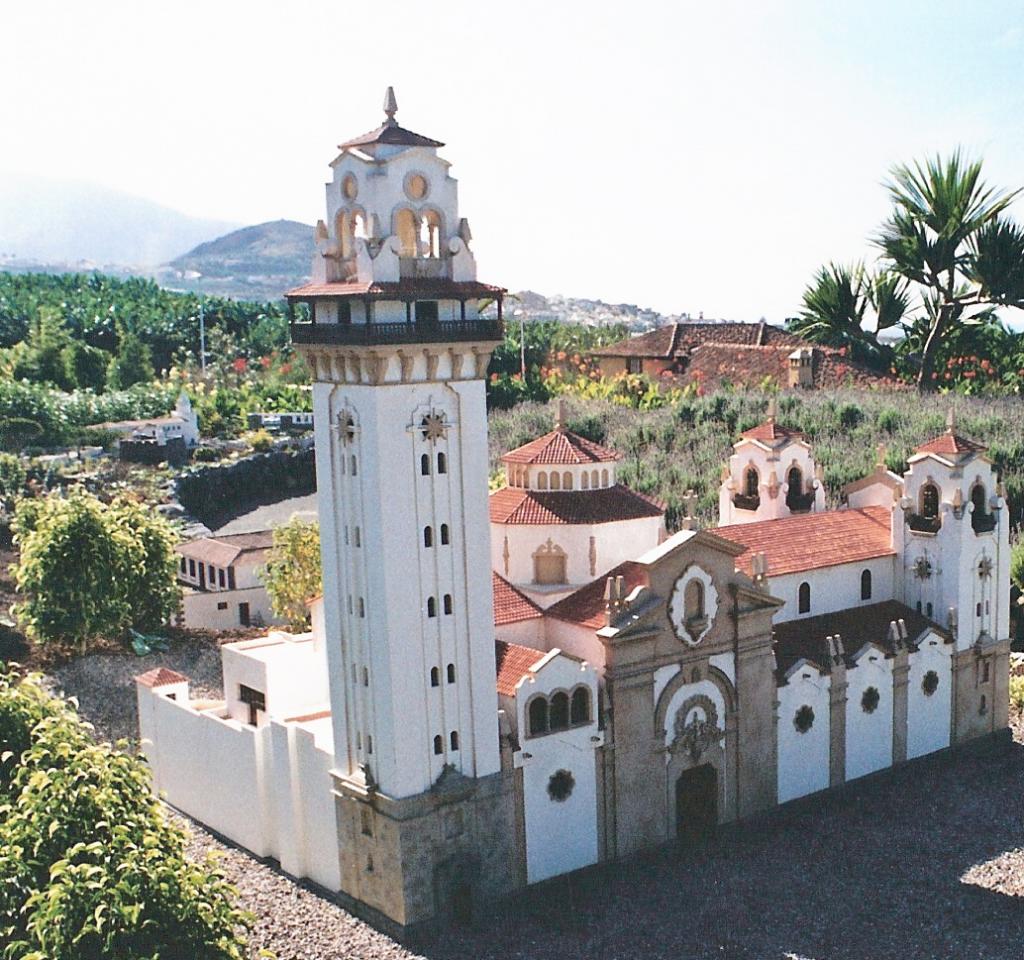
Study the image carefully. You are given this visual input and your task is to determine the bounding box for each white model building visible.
[137,90,1011,936]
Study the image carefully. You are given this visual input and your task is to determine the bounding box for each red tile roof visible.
[492,573,543,625]
[285,280,504,299]
[773,600,950,679]
[546,561,649,629]
[502,429,621,465]
[916,431,986,457]
[489,486,665,525]
[739,420,806,444]
[136,667,188,688]
[495,640,548,696]
[594,322,805,358]
[718,507,894,578]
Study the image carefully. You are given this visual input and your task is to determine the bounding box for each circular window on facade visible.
[342,174,358,199]
[861,686,880,714]
[547,769,575,802]
[405,173,428,200]
[922,670,939,697]
[794,705,814,734]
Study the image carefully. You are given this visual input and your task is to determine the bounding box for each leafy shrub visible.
[192,445,221,463]
[245,429,275,453]
[259,518,322,629]
[12,490,180,652]
[0,452,26,505]
[1010,674,1024,714]
[0,669,250,958]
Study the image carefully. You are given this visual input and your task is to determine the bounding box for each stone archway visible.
[675,764,717,844]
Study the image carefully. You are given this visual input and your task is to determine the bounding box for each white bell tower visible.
[287,90,518,930]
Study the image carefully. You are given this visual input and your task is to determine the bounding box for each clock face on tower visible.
[668,566,718,646]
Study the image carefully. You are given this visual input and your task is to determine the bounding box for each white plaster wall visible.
[906,634,953,759]
[221,646,269,724]
[494,617,545,649]
[181,585,281,631]
[777,665,831,803]
[844,650,893,781]
[514,655,601,884]
[770,554,897,623]
[137,686,341,891]
[720,439,824,525]
[543,617,607,673]
[492,515,664,594]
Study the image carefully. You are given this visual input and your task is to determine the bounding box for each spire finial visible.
[555,399,567,431]
[383,86,398,125]
[876,442,887,468]
[946,405,956,434]
[766,397,777,424]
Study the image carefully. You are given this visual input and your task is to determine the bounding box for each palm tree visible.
[875,151,1024,391]
[790,262,910,367]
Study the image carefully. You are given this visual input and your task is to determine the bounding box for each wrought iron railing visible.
[786,491,816,513]
[972,511,997,534]
[733,493,761,512]
[289,318,503,346]
[908,513,941,534]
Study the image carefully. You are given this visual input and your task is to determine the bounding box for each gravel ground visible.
[44,644,1024,960]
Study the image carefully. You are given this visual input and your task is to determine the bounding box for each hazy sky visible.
[4,1,1024,320]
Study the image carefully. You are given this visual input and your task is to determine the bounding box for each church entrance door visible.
[675,763,717,844]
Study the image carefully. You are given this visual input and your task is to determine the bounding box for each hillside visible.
[0,174,238,267]
[157,219,313,300]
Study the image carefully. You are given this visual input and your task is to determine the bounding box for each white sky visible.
[3,0,1023,320]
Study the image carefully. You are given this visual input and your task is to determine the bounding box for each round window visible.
[342,174,358,200]
[547,769,575,802]
[861,686,880,714]
[405,173,428,200]
[794,705,814,734]
[922,670,939,697]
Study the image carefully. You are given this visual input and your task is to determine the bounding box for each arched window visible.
[528,696,548,736]
[684,579,705,622]
[601,469,609,487]
[422,209,442,259]
[591,469,599,488]
[353,527,361,547]
[537,472,548,490]
[447,663,456,684]
[860,569,872,601]
[972,484,986,514]
[433,734,443,755]
[926,601,933,618]
[430,667,440,687]
[449,730,459,751]
[745,467,759,498]
[437,452,447,474]
[563,471,573,490]
[421,453,430,476]
[533,542,567,585]
[570,687,591,725]
[921,483,939,519]
[423,526,433,548]
[581,471,589,490]
[350,455,357,476]
[787,467,802,495]
[358,597,365,618]
[440,524,450,545]
[798,581,811,614]
[362,667,369,687]
[395,208,418,258]
[549,692,570,731]
[427,596,437,618]
[443,594,453,615]
[550,471,561,491]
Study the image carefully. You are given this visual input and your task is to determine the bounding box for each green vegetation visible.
[259,518,322,630]
[12,490,180,653]
[794,152,1024,393]
[0,668,250,958]
[488,392,1024,532]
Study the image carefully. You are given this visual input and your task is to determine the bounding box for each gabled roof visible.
[546,561,648,629]
[175,531,274,568]
[492,573,543,625]
[773,600,950,679]
[718,507,894,578]
[501,429,621,465]
[489,486,664,525]
[593,321,806,358]
[339,121,444,150]
[495,640,548,696]
[915,431,987,458]
[136,667,188,688]
[739,420,806,445]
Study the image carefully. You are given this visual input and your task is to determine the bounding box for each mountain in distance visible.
[0,174,239,267]
[157,219,314,299]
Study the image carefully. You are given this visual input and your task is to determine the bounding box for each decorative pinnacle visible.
[766,396,778,424]
[555,399,567,431]
[876,442,887,467]
[383,86,398,125]
[947,406,956,433]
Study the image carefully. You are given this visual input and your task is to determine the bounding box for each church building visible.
[136,90,1012,936]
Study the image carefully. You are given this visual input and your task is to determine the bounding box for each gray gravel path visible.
[43,645,1024,960]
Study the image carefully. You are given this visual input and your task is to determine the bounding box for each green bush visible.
[246,428,275,453]
[0,668,250,958]
[1010,674,1024,714]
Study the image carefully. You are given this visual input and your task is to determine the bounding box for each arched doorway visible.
[675,764,717,844]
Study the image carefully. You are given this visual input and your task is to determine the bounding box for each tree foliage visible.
[12,490,180,652]
[0,668,250,958]
[259,518,322,630]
